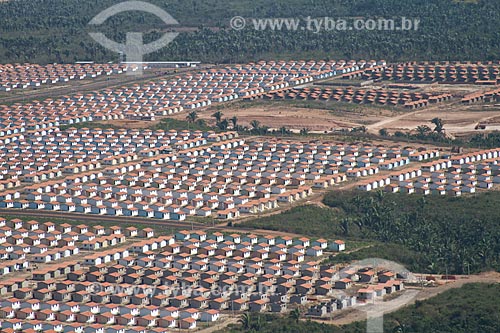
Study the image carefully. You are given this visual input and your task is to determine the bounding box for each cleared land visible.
[178,82,500,137]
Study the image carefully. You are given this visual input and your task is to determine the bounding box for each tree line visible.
[0,0,499,63]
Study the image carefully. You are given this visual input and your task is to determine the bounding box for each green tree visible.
[279,126,289,135]
[289,308,301,324]
[250,120,261,132]
[392,319,410,333]
[416,125,432,137]
[238,313,251,329]
[217,118,229,130]
[432,117,444,134]
[212,111,224,123]
[230,116,238,128]
[186,111,198,123]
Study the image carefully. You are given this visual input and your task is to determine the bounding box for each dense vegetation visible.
[324,191,500,275]
[469,132,500,148]
[326,243,430,271]
[0,0,499,63]
[380,123,500,148]
[241,191,500,275]
[223,283,500,333]
[242,205,340,239]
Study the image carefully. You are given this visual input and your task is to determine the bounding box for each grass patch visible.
[325,243,431,273]
[239,205,343,240]
[151,118,214,132]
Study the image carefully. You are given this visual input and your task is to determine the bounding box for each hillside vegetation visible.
[0,0,499,63]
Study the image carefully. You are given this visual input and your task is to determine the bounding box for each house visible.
[178,317,197,330]
[378,271,396,283]
[249,299,268,312]
[335,278,352,289]
[290,294,308,305]
[312,238,328,249]
[270,302,287,313]
[358,270,376,283]
[229,298,248,311]
[358,288,376,300]
[157,316,177,328]
[330,240,346,252]
[307,304,329,317]
[209,298,228,310]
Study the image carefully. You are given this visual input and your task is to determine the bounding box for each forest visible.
[323,191,500,275]
[0,0,499,63]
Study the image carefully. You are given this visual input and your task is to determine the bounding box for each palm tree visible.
[416,125,432,137]
[379,128,389,136]
[217,119,229,130]
[250,120,261,131]
[238,312,251,329]
[431,117,444,134]
[212,111,224,123]
[261,125,270,134]
[340,217,351,236]
[289,308,301,323]
[375,190,385,202]
[300,128,309,135]
[230,116,238,128]
[252,315,262,330]
[186,111,198,123]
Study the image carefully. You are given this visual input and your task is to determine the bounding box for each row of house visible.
[362,64,500,84]
[0,63,134,92]
[306,268,405,317]
[5,137,442,219]
[358,148,500,196]
[461,87,500,104]
[0,227,348,331]
[266,86,452,109]
[0,127,227,185]
[0,60,362,133]
[2,136,445,219]
[0,217,155,276]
